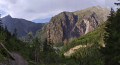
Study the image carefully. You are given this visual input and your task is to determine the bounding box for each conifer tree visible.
[100,3,120,65]
[114,0,120,6]
[13,28,17,37]
[114,0,120,9]
[0,13,2,30]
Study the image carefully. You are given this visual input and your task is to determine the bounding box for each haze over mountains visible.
[1,15,45,37]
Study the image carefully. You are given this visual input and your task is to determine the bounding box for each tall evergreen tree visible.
[13,28,17,37]
[101,8,120,65]
[114,0,120,9]
[0,17,1,25]
[0,13,2,30]
[114,0,120,6]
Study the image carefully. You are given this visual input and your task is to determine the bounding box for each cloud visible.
[105,0,115,8]
[0,0,106,21]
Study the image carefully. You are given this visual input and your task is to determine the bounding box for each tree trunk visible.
[0,42,15,60]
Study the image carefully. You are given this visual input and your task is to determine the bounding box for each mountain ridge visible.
[36,6,109,44]
[1,15,45,37]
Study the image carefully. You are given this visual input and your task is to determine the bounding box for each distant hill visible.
[32,18,51,23]
[36,6,109,43]
[1,15,45,37]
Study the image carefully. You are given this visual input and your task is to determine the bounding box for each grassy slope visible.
[61,22,106,54]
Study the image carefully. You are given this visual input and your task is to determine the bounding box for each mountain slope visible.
[58,22,106,65]
[36,6,109,43]
[61,22,106,56]
[1,15,45,37]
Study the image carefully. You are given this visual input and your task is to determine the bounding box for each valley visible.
[0,2,120,65]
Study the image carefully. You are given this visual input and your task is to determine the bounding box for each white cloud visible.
[105,0,115,8]
[0,0,108,21]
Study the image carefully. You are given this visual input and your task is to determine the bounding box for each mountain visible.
[1,15,45,37]
[58,21,107,65]
[36,6,109,43]
[61,9,120,64]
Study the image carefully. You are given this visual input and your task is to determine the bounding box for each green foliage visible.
[0,53,3,62]
[54,42,64,47]
[65,59,77,65]
[35,23,47,42]
[59,20,106,65]
[0,16,30,63]
[70,43,103,65]
[100,9,120,65]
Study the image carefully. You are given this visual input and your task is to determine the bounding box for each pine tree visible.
[43,38,48,52]
[0,12,4,41]
[0,13,2,26]
[13,28,17,37]
[100,7,120,65]
[114,0,120,9]
[48,28,54,52]
[0,13,2,31]
[114,0,120,6]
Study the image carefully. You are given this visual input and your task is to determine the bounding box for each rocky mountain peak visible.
[1,15,45,37]
[36,6,110,44]
[4,15,12,19]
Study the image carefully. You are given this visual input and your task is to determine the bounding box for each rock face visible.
[46,6,109,43]
[37,6,109,43]
[1,15,44,37]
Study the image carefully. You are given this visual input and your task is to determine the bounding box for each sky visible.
[0,0,117,23]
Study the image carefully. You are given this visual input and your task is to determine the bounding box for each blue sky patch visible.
[32,18,51,23]
[1,10,6,16]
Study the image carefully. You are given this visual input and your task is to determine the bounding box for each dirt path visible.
[10,53,28,65]
[64,45,87,56]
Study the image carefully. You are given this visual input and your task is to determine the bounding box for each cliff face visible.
[37,6,109,43]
